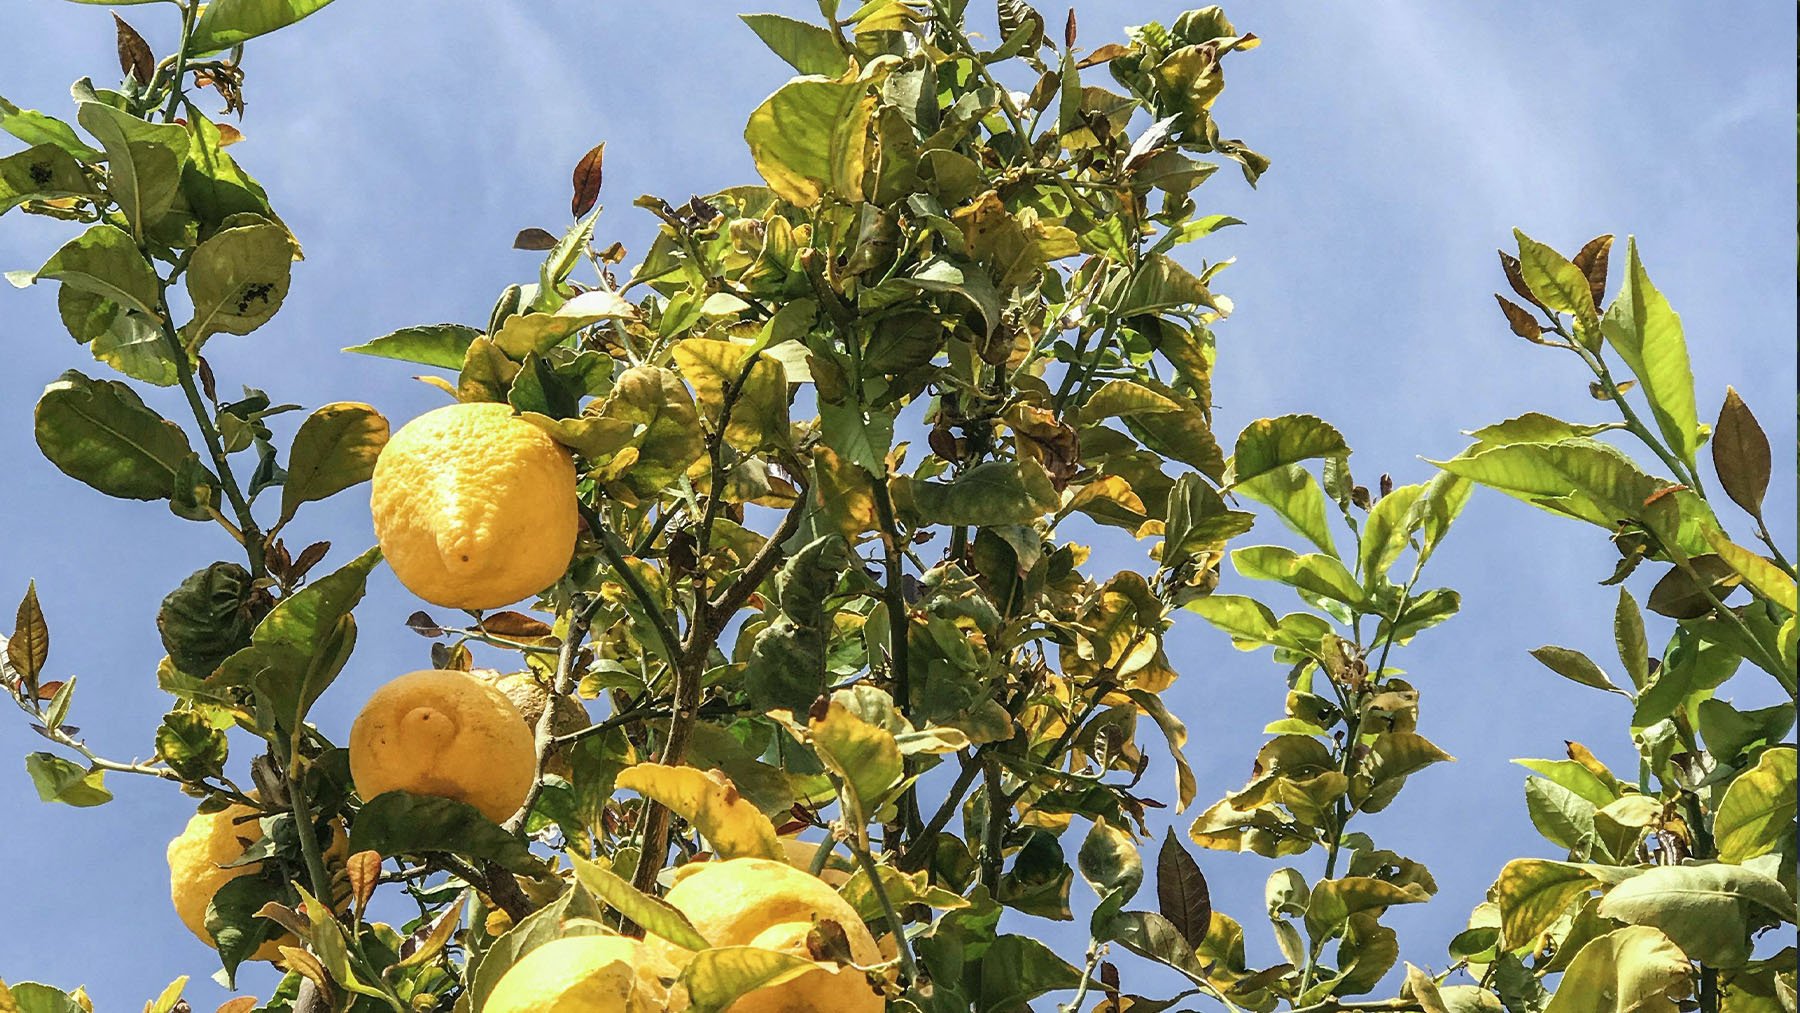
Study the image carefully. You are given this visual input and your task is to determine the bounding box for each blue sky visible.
[1,1,1794,1007]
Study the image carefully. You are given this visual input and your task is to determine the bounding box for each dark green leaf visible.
[205,873,282,987]
[280,402,389,523]
[902,460,1059,527]
[156,710,228,781]
[33,369,191,500]
[158,561,259,676]
[347,790,542,875]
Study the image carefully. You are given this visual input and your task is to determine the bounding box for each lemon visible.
[654,857,884,1013]
[486,935,673,1013]
[478,669,589,776]
[349,669,538,823]
[371,401,578,611]
[167,802,289,963]
[779,836,853,888]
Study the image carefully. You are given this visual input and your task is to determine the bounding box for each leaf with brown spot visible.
[570,141,605,218]
[513,228,558,251]
[1155,827,1210,948]
[1712,386,1770,518]
[113,14,154,86]
[1571,234,1613,309]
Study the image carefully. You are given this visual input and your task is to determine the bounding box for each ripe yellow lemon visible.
[167,802,289,963]
[654,857,884,1013]
[349,669,537,823]
[371,401,578,611]
[486,935,673,1013]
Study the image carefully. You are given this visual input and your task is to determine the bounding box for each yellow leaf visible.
[617,763,783,860]
[1705,531,1796,613]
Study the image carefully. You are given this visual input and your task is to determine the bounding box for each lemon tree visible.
[0,2,1792,1013]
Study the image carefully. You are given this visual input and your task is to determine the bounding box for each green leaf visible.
[204,873,282,987]
[907,256,1001,337]
[1529,645,1627,696]
[213,546,380,723]
[347,790,542,875]
[1512,229,1598,345]
[1713,746,1796,864]
[567,852,710,950]
[155,710,228,781]
[343,323,480,370]
[743,75,873,206]
[0,96,102,160]
[808,699,904,828]
[1596,862,1796,968]
[1358,483,1427,582]
[1079,817,1144,902]
[0,144,98,216]
[1231,545,1363,606]
[1523,777,1599,856]
[23,223,161,318]
[280,402,389,523]
[185,217,294,342]
[1237,463,1337,557]
[2,981,92,1013]
[902,459,1058,527]
[1228,414,1349,487]
[1710,386,1770,519]
[1614,588,1651,691]
[740,13,850,76]
[158,561,258,676]
[1600,238,1700,467]
[23,752,112,807]
[191,0,340,52]
[679,947,820,1013]
[89,308,177,386]
[75,102,188,240]
[33,369,191,500]
[1407,471,1472,568]
[1466,412,1615,446]
[1540,926,1692,1013]
[1113,254,1220,317]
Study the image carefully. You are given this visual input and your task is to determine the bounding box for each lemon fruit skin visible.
[371,401,578,611]
[486,935,670,1013]
[655,857,884,1013]
[167,803,288,963]
[480,669,588,776]
[349,669,538,823]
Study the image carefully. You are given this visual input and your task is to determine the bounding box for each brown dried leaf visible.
[513,228,559,251]
[1076,43,1129,68]
[1064,8,1077,48]
[1498,250,1543,310]
[1571,234,1613,309]
[214,123,245,146]
[1712,386,1770,518]
[114,14,155,86]
[1494,294,1542,342]
[347,850,382,915]
[479,611,556,639]
[570,141,606,218]
[291,541,331,582]
[9,581,48,687]
[216,998,259,1013]
[405,611,444,638]
[1155,828,1210,948]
